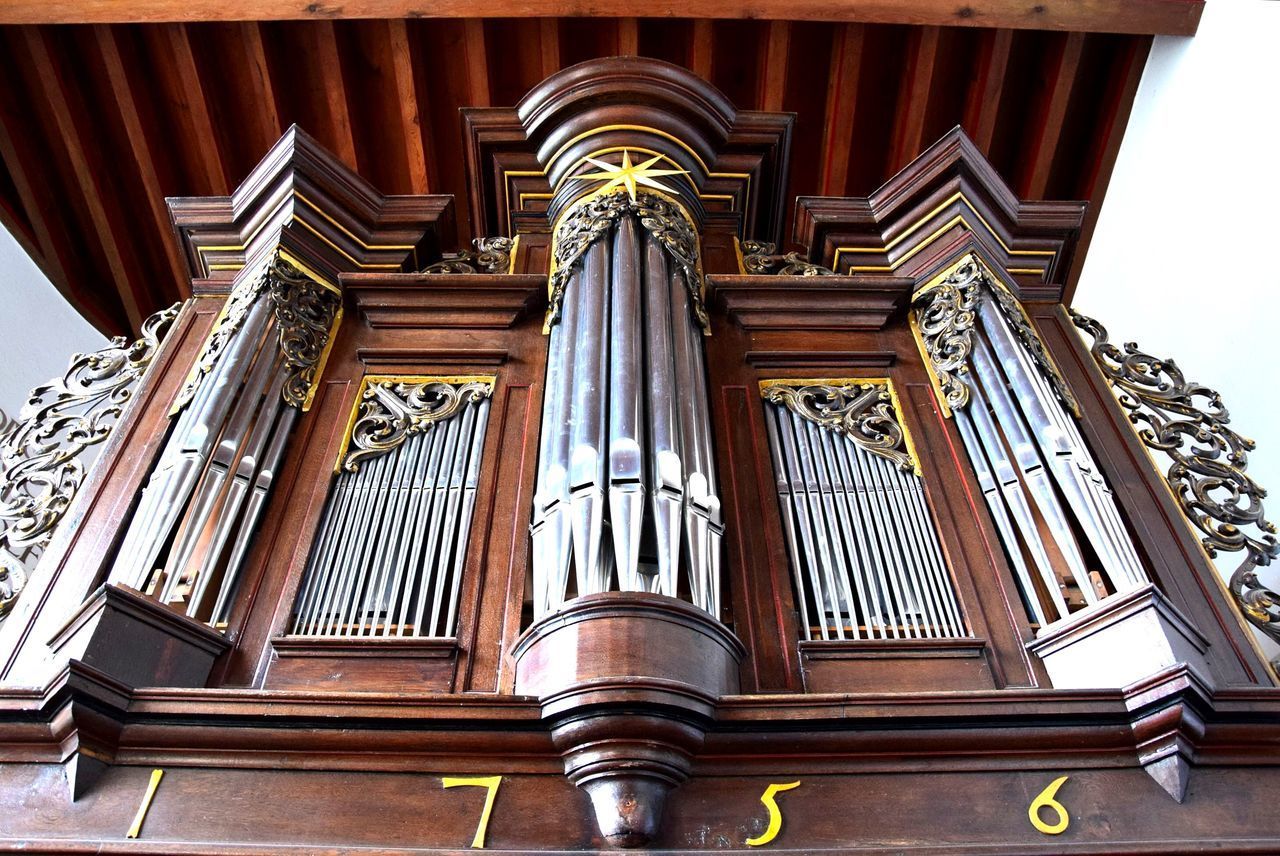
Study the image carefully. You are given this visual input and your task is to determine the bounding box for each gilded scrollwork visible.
[913,265,980,413]
[0,303,180,618]
[547,189,709,331]
[912,255,1078,417]
[342,377,495,472]
[171,267,270,413]
[761,380,916,473]
[423,236,515,275]
[740,239,836,276]
[1072,310,1280,645]
[268,256,342,410]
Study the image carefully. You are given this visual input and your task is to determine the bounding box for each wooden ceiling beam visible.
[23,28,146,332]
[962,28,1012,155]
[387,20,431,194]
[1019,30,1084,199]
[0,0,1203,35]
[819,23,863,197]
[96,25,190,298]
[161,24,230,196]
[758,20,790,112]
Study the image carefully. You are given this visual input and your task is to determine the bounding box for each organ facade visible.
[1,28,1278,853]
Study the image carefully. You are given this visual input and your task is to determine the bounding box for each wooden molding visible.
[710,273,912,331]
[0,2,1204,35]
[343,272,546,329]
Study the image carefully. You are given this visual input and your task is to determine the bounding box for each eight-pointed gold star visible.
[572,149,689,202]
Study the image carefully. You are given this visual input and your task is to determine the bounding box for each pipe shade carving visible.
[292,377,493,638]
[1072,311,1280,650]
[0,304,179,620]
[912,255,1147,628]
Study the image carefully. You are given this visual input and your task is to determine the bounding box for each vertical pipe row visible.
[764,399,966,640]
[290,395,490,637]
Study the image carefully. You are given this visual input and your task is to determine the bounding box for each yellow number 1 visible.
[1028,776,1070,835]
[745,781,801,847]
[443,775,502,848]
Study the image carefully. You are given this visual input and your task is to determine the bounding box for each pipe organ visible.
[2,55,1280,854]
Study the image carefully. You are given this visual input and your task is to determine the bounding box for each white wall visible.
[0,229,107,426]
[1076,0,1280,497]
[1076,0,1280,658]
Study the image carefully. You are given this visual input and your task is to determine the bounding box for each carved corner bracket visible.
[511,593,746,848]
[759,378,919,474]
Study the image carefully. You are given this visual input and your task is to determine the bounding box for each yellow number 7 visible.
[443,775,502,848]
[745,781,801,847]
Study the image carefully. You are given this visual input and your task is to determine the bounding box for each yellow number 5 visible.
[1028,776,1069,835]
[745,781,801,847]
[443,775,502,848]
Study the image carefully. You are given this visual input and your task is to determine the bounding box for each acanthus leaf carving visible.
[547,189,708,331]
[1072,310,1280,647]
[0,303,180,618]
[761,380,916,473]
[342,377,495,473]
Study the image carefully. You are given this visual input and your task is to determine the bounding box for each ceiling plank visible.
[0,0,1204,36]
[388,19,431,194]
[888,24,940,174]
[758,20,790,112]
[240,23,283,152]
[96,25,189,298]
[1063,35,1151,304]
[1020,30,1084,199]
[161,24,229,196]
[22,28,146,331]
[819,23,863,197]
[962,28,1012,155]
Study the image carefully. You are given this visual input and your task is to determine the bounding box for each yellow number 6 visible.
[745,781,801,847]
[443,775,502,848]
[1028,776,1069,835]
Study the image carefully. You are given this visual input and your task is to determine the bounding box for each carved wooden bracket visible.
[512,594,745,848]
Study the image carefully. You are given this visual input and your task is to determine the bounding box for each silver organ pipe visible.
[761,381,968,641]
[290,377,494,638]
[913,255,1148,628]
[107,255,340,626]
[530,188,721,619]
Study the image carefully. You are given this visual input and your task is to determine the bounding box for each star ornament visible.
[572,149,689,202]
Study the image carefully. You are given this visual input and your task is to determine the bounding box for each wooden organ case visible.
[2,57,1280,853]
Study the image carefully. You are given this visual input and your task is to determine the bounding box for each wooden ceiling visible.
[0,7,1195,337]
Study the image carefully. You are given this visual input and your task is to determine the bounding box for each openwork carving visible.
[423,236,515,274]
[740,240,836,276]
[0,303,180,618]
[760,380,916,473]
[547,189,708,330]
[342,377,495,472]
[1072,311,1280,644]
[912,255,1077,416]
[913,265,980,413]
[269,257,342,410]
[171,267,270,413]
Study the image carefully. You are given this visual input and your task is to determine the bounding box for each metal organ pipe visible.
[530,193,722,619]
[759,381,966,641]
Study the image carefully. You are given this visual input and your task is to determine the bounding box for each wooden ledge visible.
[709,274,912,332]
